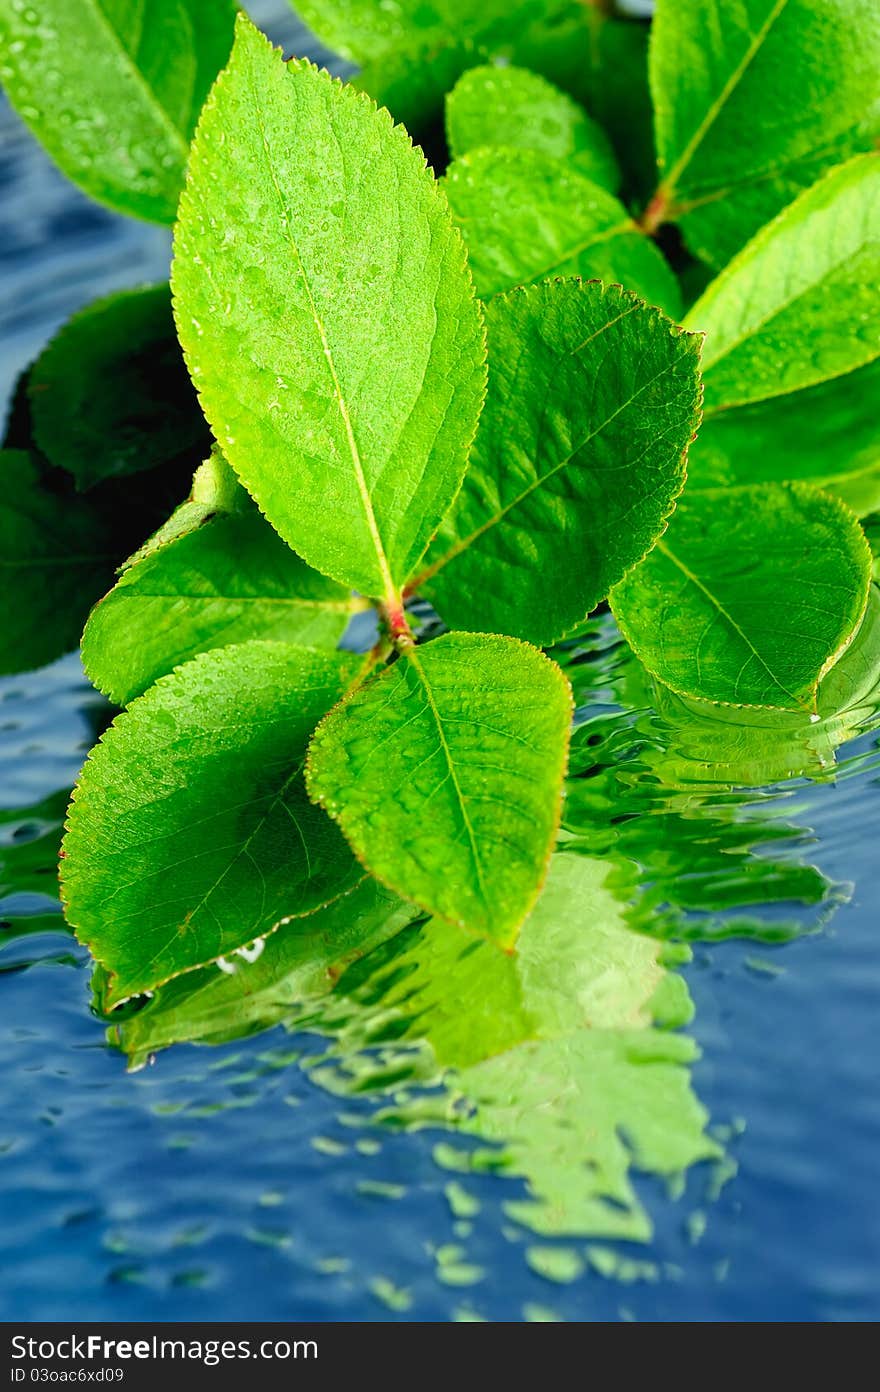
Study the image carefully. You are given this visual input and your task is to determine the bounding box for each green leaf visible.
[172,16,486,600]
[610,483,873,711]
[643,585,880,789]
[566,11,655,205]
[443,147,681,313]
[295,0,573,64]
[0,450,118,673]
[119,445,250,570]
[417,280,702,646]
[354,39,483,134]
[446,64,619,190]
[306,633,573,945]
[82,512,357,707]
[0,0,237,223]
[687,358,880,516]
[685,156,880,412]
[649,0,880,266]
[28,285,209,491]
[61,641,364,1004]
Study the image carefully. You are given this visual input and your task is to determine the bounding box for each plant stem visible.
[638,185,672,235]
[380,594,415,652]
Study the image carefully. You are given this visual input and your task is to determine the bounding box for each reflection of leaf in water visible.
[110,853,719,1244]
[559,591,880,941]
[0,794,73,967]
[99,878,420,1061]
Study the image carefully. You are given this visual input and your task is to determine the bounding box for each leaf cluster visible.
[0,4,876,1004]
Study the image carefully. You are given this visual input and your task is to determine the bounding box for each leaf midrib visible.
[91,0,189,159]
[247,60,397,606]
[655,538,802,705]
[405,646,490,914]
[659,0,791,200]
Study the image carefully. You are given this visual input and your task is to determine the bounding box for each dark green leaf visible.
[354,39,483,135]
[96,878,418,1051]
[29,284,209,491]
[61,641,364,1004]
[688,358,880,516]
[295,0,574,64]
[306,633,573,946]
[418,280,702,646]
[0,450,117,673]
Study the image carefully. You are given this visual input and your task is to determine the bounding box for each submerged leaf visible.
[642,585,880,789]
[610,483,872,710]
[306,633,573,945]
[419,280,702,645]
[172,16,486,599]
[82,512,357,706]
[0,0,237,222]
[649,0,880,266]
[62,642,363,1004]
[444,147,680,313]
[446,64,619,190]
[28,285,209,491]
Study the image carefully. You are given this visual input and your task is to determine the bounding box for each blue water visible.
[2,2,879,1324]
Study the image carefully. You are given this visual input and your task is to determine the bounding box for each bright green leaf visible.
[29,285,208,491]
[610,482,872,710]
[443,147,681,313]
[446,64,619,190]
[0,450,118,673]
[643,585,880,789]
[173,16,486,600]
[0,0,237,223]
[306,633,573,946]
[685,156,880,412]
[82,512,357,706]
[649,0,880,266]
[418,280,702,646]
[61,641,364,1004]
